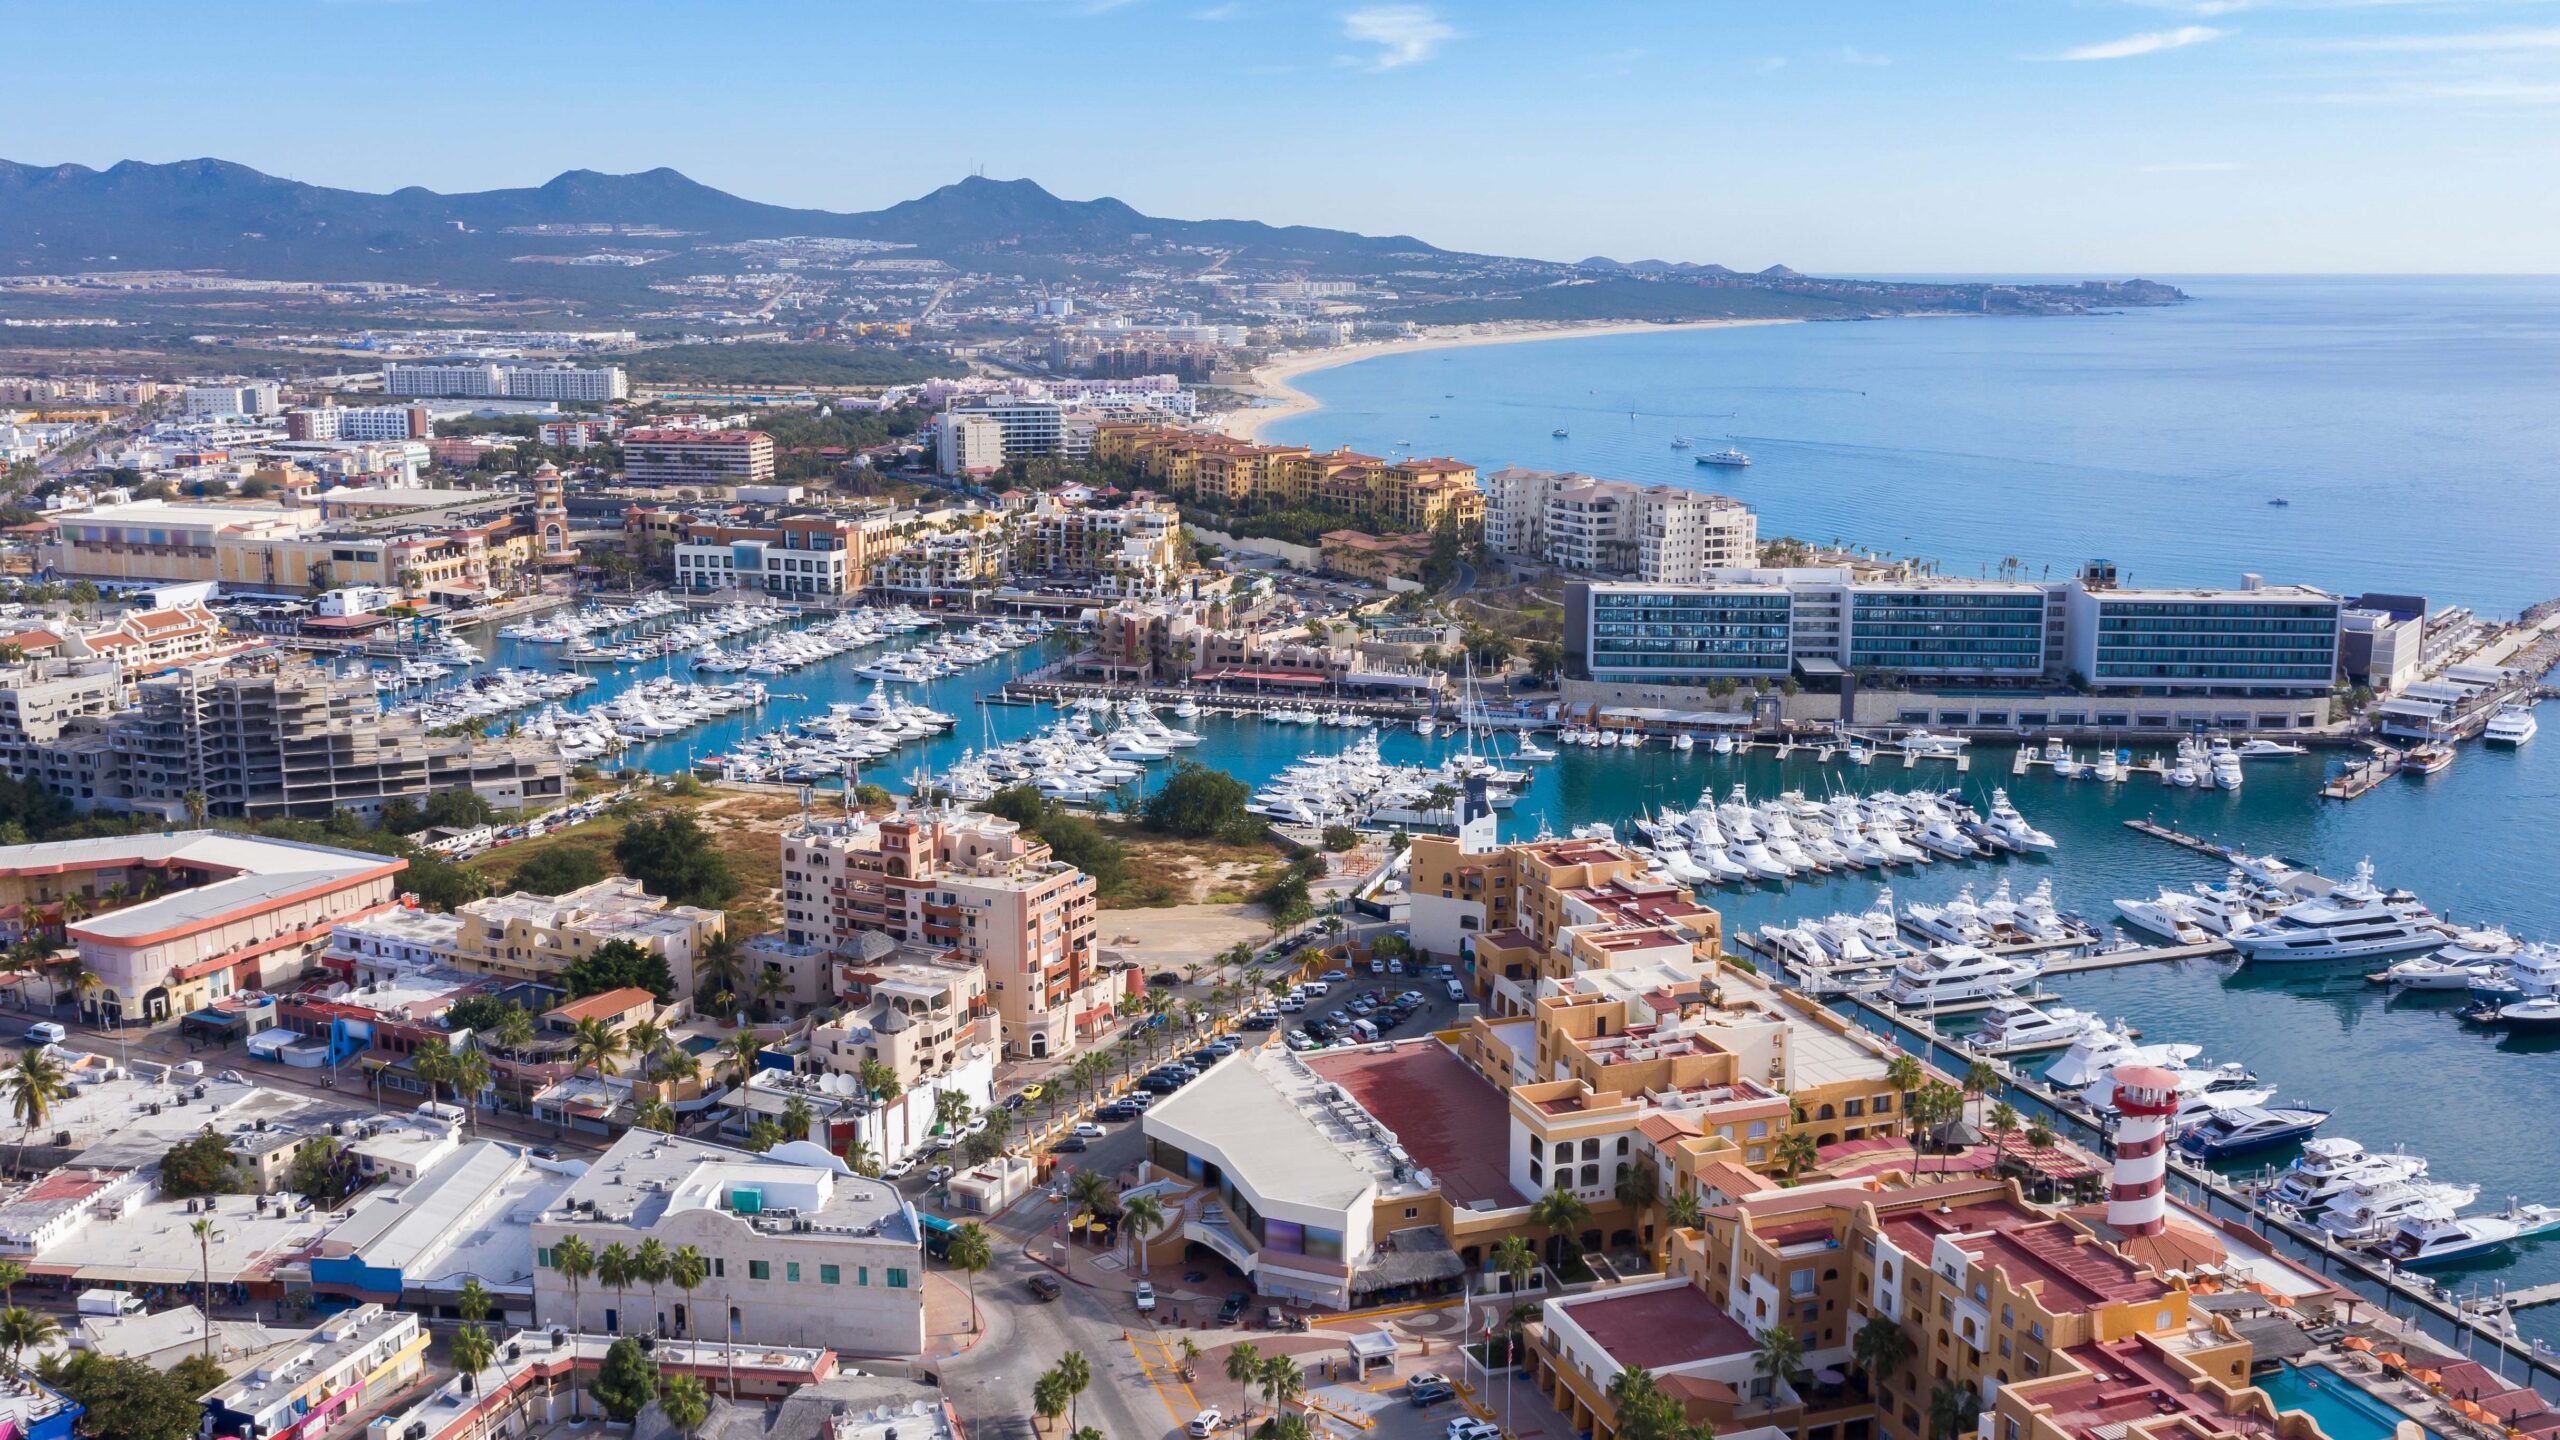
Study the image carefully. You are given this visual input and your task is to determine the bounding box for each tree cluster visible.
[561,938,679,1004]
[156,1131,247,1198]
[612,811,738,910]
[1139,762,1261,843]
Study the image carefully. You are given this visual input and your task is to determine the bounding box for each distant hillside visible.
[0,160,1448,281]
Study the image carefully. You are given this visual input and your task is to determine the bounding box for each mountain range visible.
[0,159,1449,279]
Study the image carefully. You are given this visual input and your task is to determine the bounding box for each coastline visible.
[1214,317,1800,441]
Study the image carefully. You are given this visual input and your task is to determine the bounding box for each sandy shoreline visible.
[1214,317,1799,441]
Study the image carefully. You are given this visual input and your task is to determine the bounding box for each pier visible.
[2037,938,2233,974]
[1001,678,1433,720]
[2323,744,2407,801]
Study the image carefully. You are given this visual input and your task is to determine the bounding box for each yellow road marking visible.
[1124,1326,1204,1425]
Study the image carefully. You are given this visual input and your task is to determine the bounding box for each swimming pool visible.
[2255,1363,2443,1440]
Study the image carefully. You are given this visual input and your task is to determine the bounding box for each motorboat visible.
[2467,941,2560,999]
[2237,738,2309,759]
[2044,1025,2201,1091]
[1906,885,1990,946]
[2485,704,2539,746]
[1896,729,1969,756]
[2266,1139,2426,1214]
[2226,861,2445,964]
[1695,448,1750,467]
[2319,1180,2483,1247]
[1879,944,2040,1008]
[2115,889,2211,945]
[1980,789,2057,852]
[1971,999,2104,1053]
[2371,1200,2560,1265]
[2176,1103,2331,1159]
[2378,925,2518,988]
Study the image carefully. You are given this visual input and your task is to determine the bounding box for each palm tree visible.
[1911,1082,1965,1177]
[0,1307,56,1377]
[0,1260,23,1310]
[753,966,789,1021]
[1962,1059,2001,1118]
[782,1095,815,1145]
[634,1100,676,1133]
[843,1135,881,1177]
[1984,1102,2022,1167]
[947,1222,993,1333]
[1885,1053,1925,1137]
[1613,1161,1660,1247]
[191,1216,221,1348]
[659,1373,711,1438]
[1491,1234,1538,1294]
[1225,1340,1263,1422]
[597,1242,635,1335]
[4,1047,67,1174]
[1928,1378,1982,1440]
[1774,1131,1820,1182]
[1033,1371,1071,1434]
[1054,1350,1092,1435]
[451,1048,491,1137]
[553,1234,595,1339]
[451,1323,496,1395]
[1753,1323,1805,1403]
[855,1057,902,1108]
[1851,1316,1915,1396]
[697,930,747,1008]
[725,1030,763,1085]
[671,1245,707,1361]
[571,1017,626,1081]
[1119,1192,1166,1274]
[458,1277,491,1325]
[1529,1184,1592,1270]
[1257,1352,1305,1418]
[2024,1116,2057,1152]
[1067,1169,1115,1221]
[634,1238,671,1337]
[624,1020,669,1082]
[933,1089,974,1138]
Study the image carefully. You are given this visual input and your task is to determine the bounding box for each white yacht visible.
[1980,789,2057,852]
[2045,1026,2200,1091]
[2485,704,2540,746]
[2237,738,2310,759]
[2226,861,2444,964]
[2371,1199,2560,1265]
[1879,944,2040,1008]
[2267,1139,2427,1214]
[2381,925,2519,988]
[1905,884,1990,946]
[2468,940,2560,999]
[2318,1180,2482,1247]
[2113,889,2211,945]
[1971,999,2104,1053]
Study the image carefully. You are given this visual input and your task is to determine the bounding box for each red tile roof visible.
[1306,1041,1526,1208]
[1557,1283,1756,1373]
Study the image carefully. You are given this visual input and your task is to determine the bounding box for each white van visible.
[1350,1019,1380,1044]
[1445,980,1466,1002]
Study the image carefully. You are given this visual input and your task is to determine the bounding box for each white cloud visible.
[1191,1,1244,17]
[2049,25,2225,60]
[2316,25,2560,51]
[1755,56,1789,73]
[2135,160,2249,171]
[1835,46,1892,65]
[1340,5,1457,70]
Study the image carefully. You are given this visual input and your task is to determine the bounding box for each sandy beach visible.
[1215,317,1799,441]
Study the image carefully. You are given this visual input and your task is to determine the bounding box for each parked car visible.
[1397,991,1425,1006]
[1134,1281,1157,1313]
[1027,1275,1064,1302]
[1218,1292,1249,1325]
[1072,1122,1107,1138]
[1279,997,1307,1013]
[24,1022,63,1045]
[1408,1381,1457,1407]
[925,1164,954,1185]
[1322,969,1350,982]
[1186,1410,1221,1438]
[1019,1082,1045,1102]
[1149,971,1182,987]
[1447,1419,1501,1440]
[1052,1135,1089,1153]
[1241,1015,1277,1031]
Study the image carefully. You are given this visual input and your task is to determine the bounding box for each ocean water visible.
[1265,275,2560,613]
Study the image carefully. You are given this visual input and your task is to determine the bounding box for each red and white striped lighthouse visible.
[2106,1064,2180,1238]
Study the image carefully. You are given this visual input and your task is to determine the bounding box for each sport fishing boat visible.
[1971,999,2105,1053]
[2226,861,2445,964]
[2319,1180,2483,1247]
[2372,1200,2560,1266]
[2266,1139,2427,1214]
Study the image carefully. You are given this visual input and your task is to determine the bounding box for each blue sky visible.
[4,0,2555,273]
